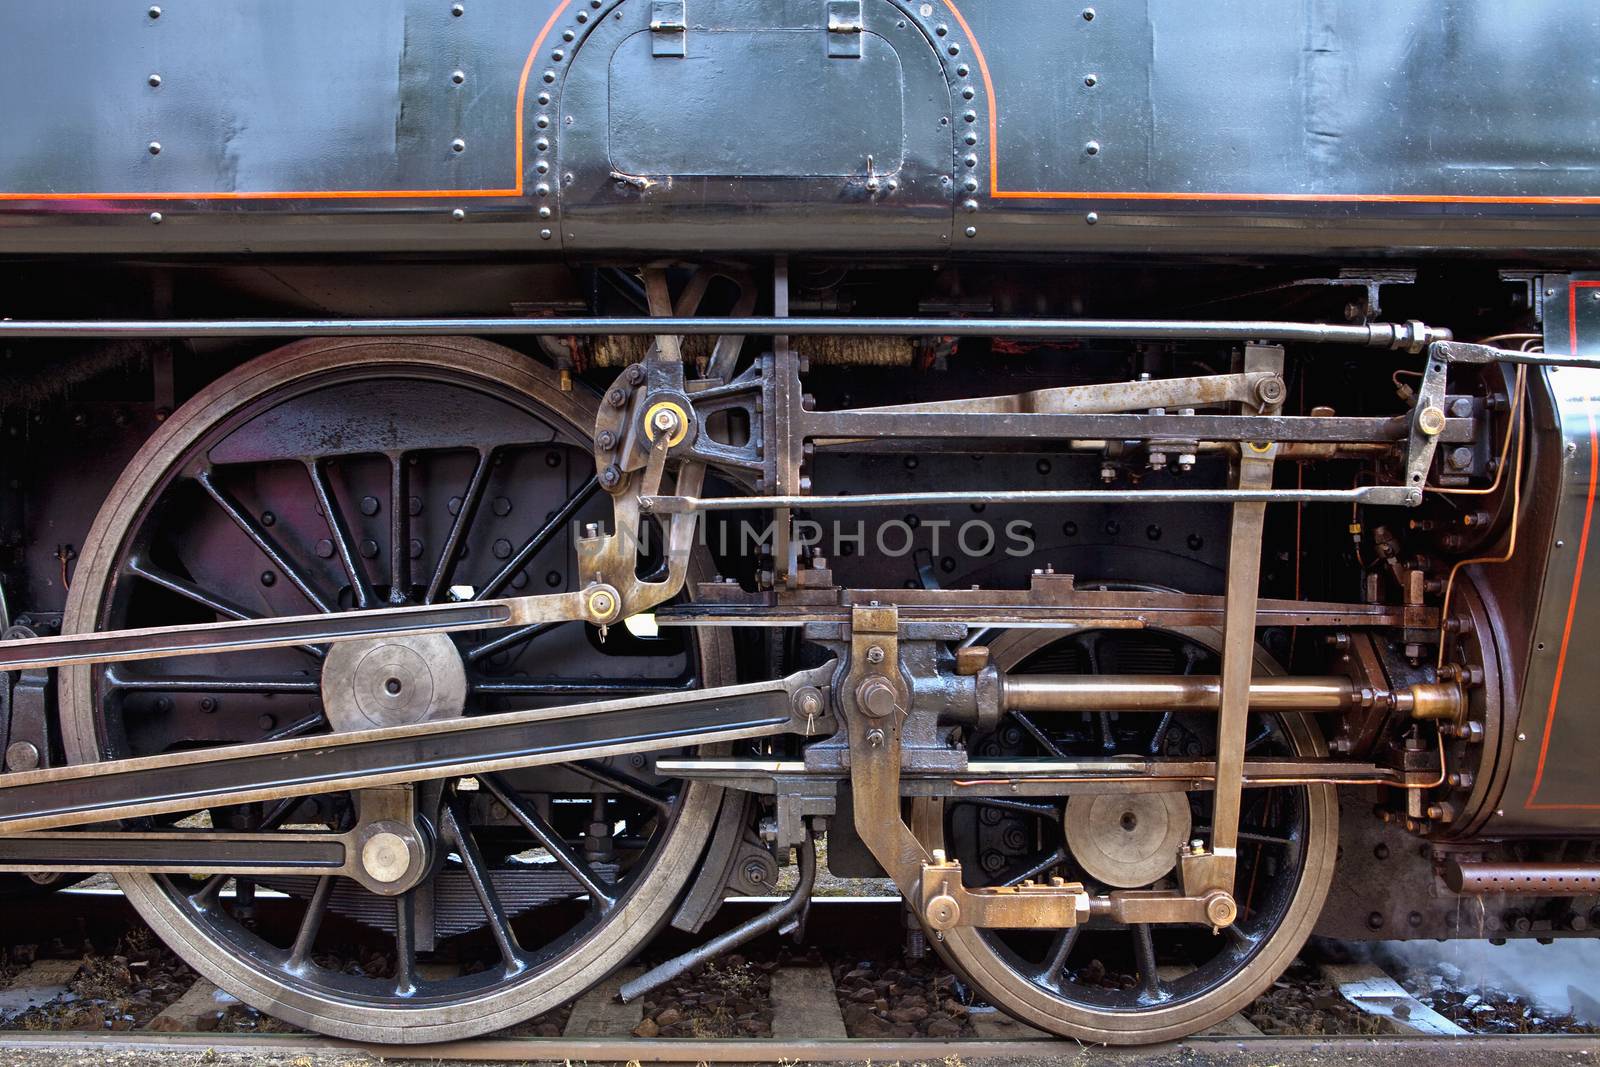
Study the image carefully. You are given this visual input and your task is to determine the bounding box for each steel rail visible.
[0,1028,1593,1065]
[0,315,1447,346]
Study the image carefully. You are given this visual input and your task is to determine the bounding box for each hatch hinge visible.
[651,0,687,57]
[826,0,864,58]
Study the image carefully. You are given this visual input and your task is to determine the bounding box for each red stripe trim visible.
[1525,281,1600,809]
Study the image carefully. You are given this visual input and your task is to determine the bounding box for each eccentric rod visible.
[0,316,1446,347]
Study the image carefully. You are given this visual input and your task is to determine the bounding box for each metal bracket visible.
[650,0,687,57]
[826,0,864,57]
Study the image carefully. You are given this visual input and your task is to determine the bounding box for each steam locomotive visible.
[0,0,1597,1045]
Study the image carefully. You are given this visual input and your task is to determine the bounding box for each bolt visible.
[1417,406,1447,436]
[651,406,680,435]
[866,727,886,748]
[1100,463,1116,483]
[856,676,900,718]
[795,688,824,722]
[606,388,628,408]
[1256,377,1287,405]
[866,645,886,665]
[597,430,617,450]
[1448,446,1474,471]
[598,464,622,489]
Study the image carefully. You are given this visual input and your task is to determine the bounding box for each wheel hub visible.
[1064,790,1192,889]
[320,632,467,732]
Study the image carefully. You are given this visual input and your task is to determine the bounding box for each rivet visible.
[963,154,978,168]
[451,138,466,152]
[542,70,556,83]
[1518,732,1528,741]
[1085,211,1099,224]
[147,5,161,17]
[563,30,575,41]
[551,48,564,61]
[962,87,975,100]
[965,226,977,238]
[537,92,550,105]
[1082,7,1095,19]
[536,137,549,151]
[576,10,588,21]
[536,115,550,129]
[956,63,969,76]
[962,199,978,212]
[1085,140,1100,155]
[963,177,978,192]
[451,208,466,220]
[963,110,977,123]
[535,182,550,196]
[948,44,960,55]
[540,228,553,240]
[148,73,162,87]
[148,141,162,155]
[935,23,947,36]
[451,2,464,14]
[1084,73,1098,87]
[535,160,549,174]
[964,132,977,146]
[149,211,163,224]
[451,70,466,84]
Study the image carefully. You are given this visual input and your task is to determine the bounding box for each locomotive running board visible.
[0,664,834,835]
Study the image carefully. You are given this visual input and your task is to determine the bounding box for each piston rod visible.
[1000,673,1362,713]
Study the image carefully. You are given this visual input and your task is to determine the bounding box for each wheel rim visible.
[914,626,1337,1044]
[60,337,731,1042]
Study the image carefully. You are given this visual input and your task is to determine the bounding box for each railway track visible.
[0,891,1593,1065]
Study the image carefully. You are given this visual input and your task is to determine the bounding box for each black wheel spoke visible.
[474,475,600,601]
[482,775,618,911]
[262,712,328,741]
[389,453,411,605]
[196,469,333,613]
[1011,710,1068,758]
[464,621,560,664]
[442,801,525,973]
[305,459,376,610]
[128,560,326,659]
[1001,845,1069,887]
[1133,923,1161,999]
[287,876,334,971]
[393,890,419,996]
[104,671,321,694]
[1034,926,1080,986]
[425,449,494,604]
[569,760,675,816]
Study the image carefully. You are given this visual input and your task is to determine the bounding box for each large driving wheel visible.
[60,337,732,1042]
[913,626,1337,1044]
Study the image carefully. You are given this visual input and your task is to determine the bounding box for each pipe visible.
[0,316,1446,348]
[619,823,816,1002]
[1443,861,1600,896]
[999,674,1360,713]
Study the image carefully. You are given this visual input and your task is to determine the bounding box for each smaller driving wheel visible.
[913,627,1337,1045]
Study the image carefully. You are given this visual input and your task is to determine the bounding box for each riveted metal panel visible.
[557,0,954,255]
